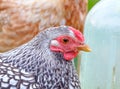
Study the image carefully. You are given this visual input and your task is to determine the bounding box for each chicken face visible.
[50,27,91,60]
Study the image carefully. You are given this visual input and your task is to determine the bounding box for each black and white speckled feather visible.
[0,26,81,89]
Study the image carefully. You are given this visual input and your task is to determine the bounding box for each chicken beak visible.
[77,44,91,52]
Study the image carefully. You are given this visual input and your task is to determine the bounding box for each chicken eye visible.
[62,38,69,43]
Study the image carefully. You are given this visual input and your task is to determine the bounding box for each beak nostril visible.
[79,42,84,45]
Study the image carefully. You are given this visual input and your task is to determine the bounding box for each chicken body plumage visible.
[0,26,84,89]
[0,0,87,52]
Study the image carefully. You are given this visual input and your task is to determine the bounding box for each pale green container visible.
[80,0,120,89]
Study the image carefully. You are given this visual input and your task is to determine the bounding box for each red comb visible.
[69,27,84,42]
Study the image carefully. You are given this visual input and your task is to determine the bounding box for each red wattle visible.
[63,51,78,61]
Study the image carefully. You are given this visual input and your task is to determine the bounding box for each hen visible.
[0,26,90,89]
[0,0,88,52]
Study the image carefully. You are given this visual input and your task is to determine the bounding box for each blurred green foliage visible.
[88,0,100,11]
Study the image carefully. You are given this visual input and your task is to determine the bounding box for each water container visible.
[80,0,120,89]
